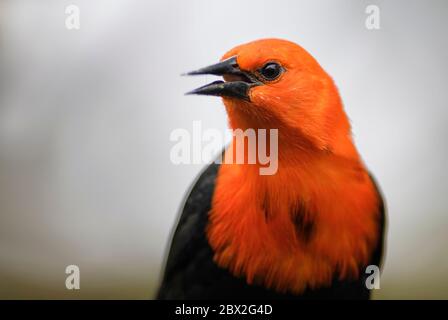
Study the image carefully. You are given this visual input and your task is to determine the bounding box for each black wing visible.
[156,162,386,299]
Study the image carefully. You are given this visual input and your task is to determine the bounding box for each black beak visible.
[184,56,260,101]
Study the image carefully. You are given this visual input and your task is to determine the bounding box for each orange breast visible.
[207,146,380,294]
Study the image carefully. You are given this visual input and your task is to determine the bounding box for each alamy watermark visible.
[365,5,380,30]
[170,121,278,175]
[65,264,80,290]
[365,265,381,290]
[65,5,80,30]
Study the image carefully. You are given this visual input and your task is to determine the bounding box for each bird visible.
[157,38,386,299]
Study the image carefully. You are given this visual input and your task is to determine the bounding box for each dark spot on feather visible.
[290,200,315,243]
[261,196,270,222]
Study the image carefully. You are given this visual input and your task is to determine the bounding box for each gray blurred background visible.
[0,0,447,299]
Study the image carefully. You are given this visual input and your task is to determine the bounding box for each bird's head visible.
[186,38,354,155]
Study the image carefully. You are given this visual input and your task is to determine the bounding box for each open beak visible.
[184,56,261,101]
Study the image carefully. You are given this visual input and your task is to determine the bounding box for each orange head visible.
[186,38,355,157]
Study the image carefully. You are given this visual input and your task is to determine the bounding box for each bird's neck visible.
[224,102,361,163]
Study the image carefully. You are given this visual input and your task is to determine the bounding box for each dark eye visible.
[259,62,283,81]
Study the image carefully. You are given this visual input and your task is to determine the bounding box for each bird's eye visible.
[259,62,283,81]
